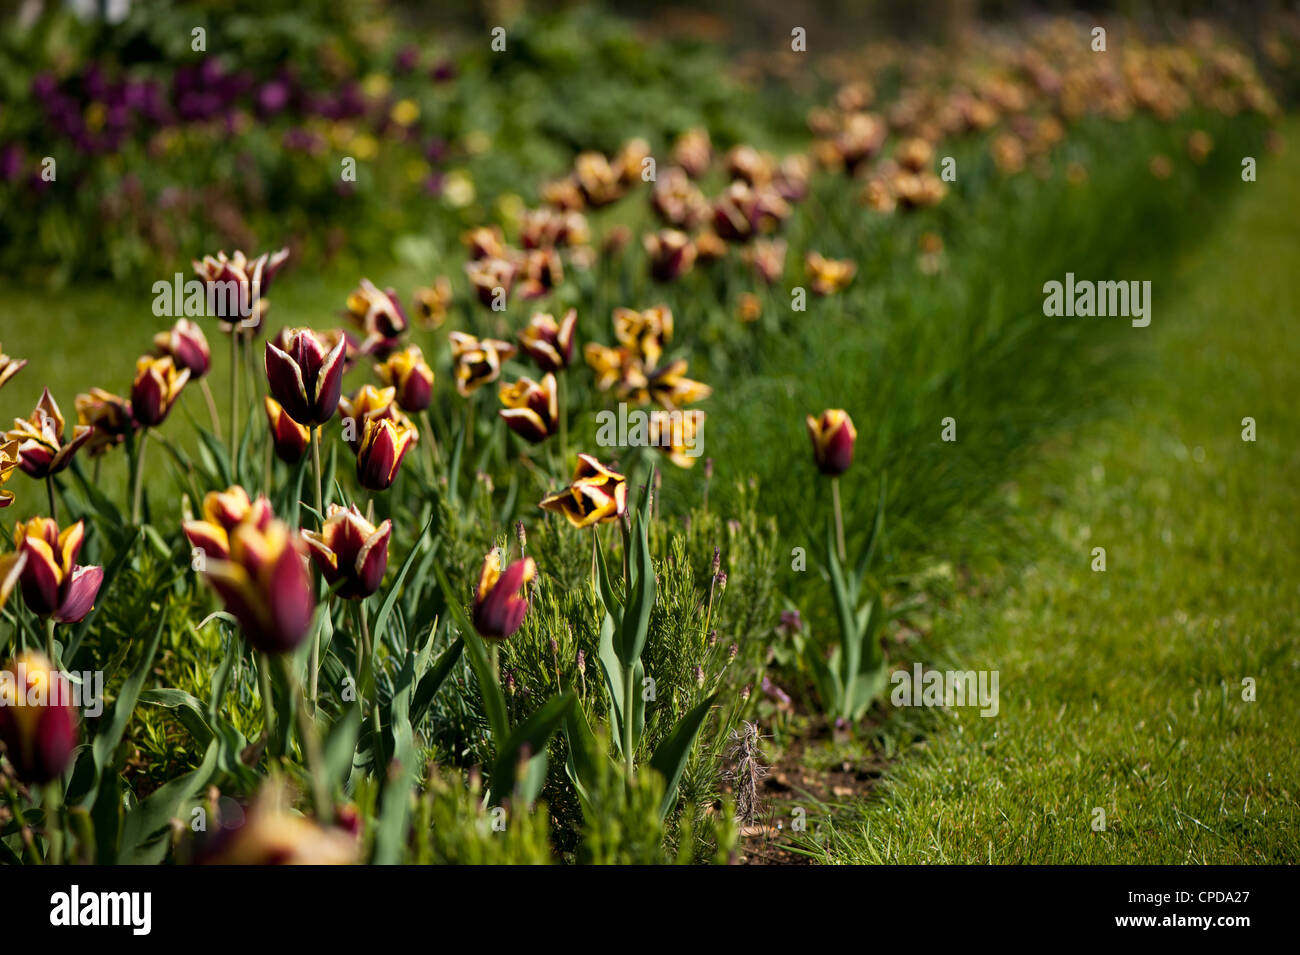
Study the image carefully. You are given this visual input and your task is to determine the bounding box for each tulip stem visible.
[43,782,63,865]
[130,429,150,526]
[311,426,324,526]
[831,476,847,564]
[45,617,57,666]
[280,655,332,825]
[259,652,277,758]
[623,662,636,778]
[45,476,56,522]
[230,333,240,475]
[200,377,222,442]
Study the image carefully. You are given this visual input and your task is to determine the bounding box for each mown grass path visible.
[806,123,1300,864]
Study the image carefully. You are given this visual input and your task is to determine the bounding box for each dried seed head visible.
[711,546,721,575]
[515,520,527,551]
[576,649,586,674]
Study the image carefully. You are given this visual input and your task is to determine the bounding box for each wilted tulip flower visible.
[643,229,697,282]
[153,318,211,378]
[183,485,273,561]
[198,515,315,654]
[518,309,577,373]
[498,374,558,444]
[355,417,417,492]
[806,409,857,476]
[264,397,310,463]
[805,252,857,296]
[75,388,135,457]
[7,388,93,479]
[0,439,19,507]
[0,652,79,785]
[131,354,191,427]
[540,454,628,528]
[375,346,434,413]
[302,504,391,600]
[344,279,408,356]
[449,332,516,397]
[0,344,27,392]
[13,518,104,623]
[264,328,347,427]
[472,548,537,639]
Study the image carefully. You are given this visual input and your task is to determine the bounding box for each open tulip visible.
[338,385,409,452]
[264,397,310,463]
[198,516,315,655]
[540,454,628,528]
[264,328,347,427]
[518,309,577,373]
[344,279,408,356]
[0,344,26,392]
[13,518,104,623]
[465,257,516,308]
[0,551,23,608]
[806,252,857,296]
[613,306,673,369]
[131,355,191,427]
[499,374,558,444]
[449,332,516,397]
[192,248,289,332]
[413,278,454,329]
[75,388,135,457]
[183,485,274,561]
[643,229,697,282]
[643,359,712,411]
[356,417,417,491]
[806,409,857,476]
[7,388,93,479]
[375,346,434,413]
[153,318,211,378]
[302,504,391,600]
[0,652,79,784]
[0,439,19,507]
[472,548,537,639]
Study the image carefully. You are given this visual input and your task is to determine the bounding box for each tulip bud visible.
[264,397,310,463]
[131,355,191,427]
[264,328,347,427]
[355,417,417,492]
[472,548,537,639]
[374,345,434,413]
[517,309,578,374]
[302,504,392,600]
[806,409,857,476]
[498,374,559,444]
[0,652,79,784]
[154,319,211,378]
[643,229,697,282]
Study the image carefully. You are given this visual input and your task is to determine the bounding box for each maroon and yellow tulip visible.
[13,518,104,623]
[0,439,20,508]
[191,248,290,332]
[449,332,516,397]
[472,548,537,639]
[355,417,417,492]
[264,328,347,427]
[805,252,857,296]
[643,229,697,282]
[183,485,274,561]
[197,782,358,865]
[518,309,578,374]
[375,346,434,413]
[465,257,516,308]
[806,409,857,476]
[643,359,712,411]
[198,515,315,655]
[498,373,559,444]
[302,504,391,600]
[0,344,27,392]
[75,388,135,458]
[131,354,191,427]
[7,389,93,480]
[413,278,454,330]
[338,385,402,452]
[0,651,79,785]
[539,454,628,529]
[264,397,310,464]
[153,318,211,379]
[613,306,673,368]
[344,279,408,356]
[0,551,23,608]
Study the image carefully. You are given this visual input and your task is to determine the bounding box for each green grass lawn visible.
[794,123,1300,864]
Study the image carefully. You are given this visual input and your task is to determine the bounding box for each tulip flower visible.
[264,328,347,427]
[183,485,274,561]
[648,409,706,468]
[518,309,578,374]
[264,397,310,463]
[302,504,391,600]
[374,346,434,413]
[338,384,402,452]
[540,454,628,528]
[499,374,558,444]
[805,252,857,296]
[462,226,507,261]
[75,388,135,458]
[0,651,79,785]
[131,354,191,427]
[413,278,454,329]
[743,238,787,285]
[449,332,516,397]
[583,342,635,393]
[0,439,20,508]
[673,128,712,178]
[153,318,211,378]
[192,248,289,332]
[7,389,93,480]
[198,782,357,865]
[355,417,417,492]
[643,359,712,411]
[465,257,516,308]
[643,229,697,282]
[0,551,23,609]
[0,344,27,392]
[806,409,857,476]
[13,518,104,623]
[198,515,315,655]
[613,306,673,368]
[344,279,408,356]
[574,151,623,207]
[472,548,537,639]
